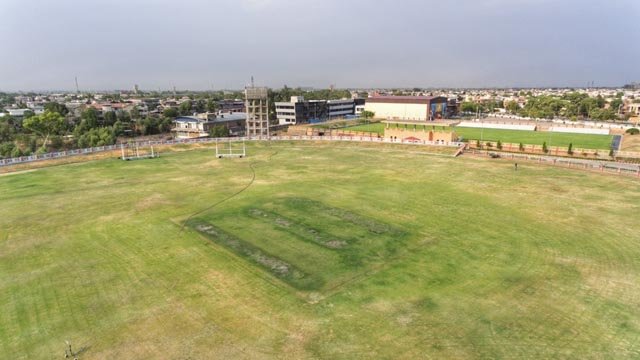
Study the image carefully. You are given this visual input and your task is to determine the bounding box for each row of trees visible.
[0,102,174,158]
[462,92,624,121]
[172,99,219,116]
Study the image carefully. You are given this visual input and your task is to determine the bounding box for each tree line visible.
[460,92,627,121]
[0,102,173,158]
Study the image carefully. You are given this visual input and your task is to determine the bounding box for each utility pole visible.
[480,115,484,146]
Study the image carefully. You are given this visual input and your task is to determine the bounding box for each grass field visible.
[454,127,614,149]
[342,122,615,149]
[341,122,386,133]
[1,142,640,359]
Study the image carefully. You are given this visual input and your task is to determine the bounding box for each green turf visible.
[341,122,387,133]
[339,122,614,150]
[454,127,614,149]
[1,142,639,359]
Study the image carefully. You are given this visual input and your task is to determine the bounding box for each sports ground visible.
[343,122,615,150]
[1,142,639,358]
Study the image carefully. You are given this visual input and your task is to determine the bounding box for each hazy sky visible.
[1,0,638,90]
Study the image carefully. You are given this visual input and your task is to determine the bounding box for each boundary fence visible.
[1,135,638,178]
[468,150,640,178]
[0,135,461,167]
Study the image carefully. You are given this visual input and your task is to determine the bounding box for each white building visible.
[275,97,355,125]
[7,108,43,117]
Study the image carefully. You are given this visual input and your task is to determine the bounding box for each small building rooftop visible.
[367,96,447,104]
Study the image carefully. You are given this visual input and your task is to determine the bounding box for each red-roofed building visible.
[364,96,448,121]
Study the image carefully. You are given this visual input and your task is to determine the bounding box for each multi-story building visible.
[275,96,304,125]
[627,103,640,117]
[327,99,355,119]
[217,100,245,113]
[172,112,246,139]
[364,96,448,121]
[172,116,215,139]
[275,96,328,125]
[275,96,356,125]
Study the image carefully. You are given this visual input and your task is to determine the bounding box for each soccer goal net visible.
[120,142,159,161]
[215,139,246,158]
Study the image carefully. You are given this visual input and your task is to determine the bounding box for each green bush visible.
[0,142,16,158]
[10,146,23,158]
[626,128,639,135]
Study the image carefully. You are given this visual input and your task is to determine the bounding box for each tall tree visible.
[179,100,192,115]
[506,101,519,114]
[103,111,117,126]
[81,108,99,129]
[163,107,178,118]
[22,111,65,151]
[129,106,140,120]
[206,99,217,113]
[44,102,69,116]
[209,125,228,138]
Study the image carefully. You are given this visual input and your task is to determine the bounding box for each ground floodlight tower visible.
[245,84,269,138]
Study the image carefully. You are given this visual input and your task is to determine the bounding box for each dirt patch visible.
[247,208,348,249]
[621,135,640,152]
[136,193,171,211]
[283,197,404,236]
[191,220,321,290]
[0,169,36,177]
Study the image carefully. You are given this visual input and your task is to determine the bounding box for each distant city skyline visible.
[1,0,639,91]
